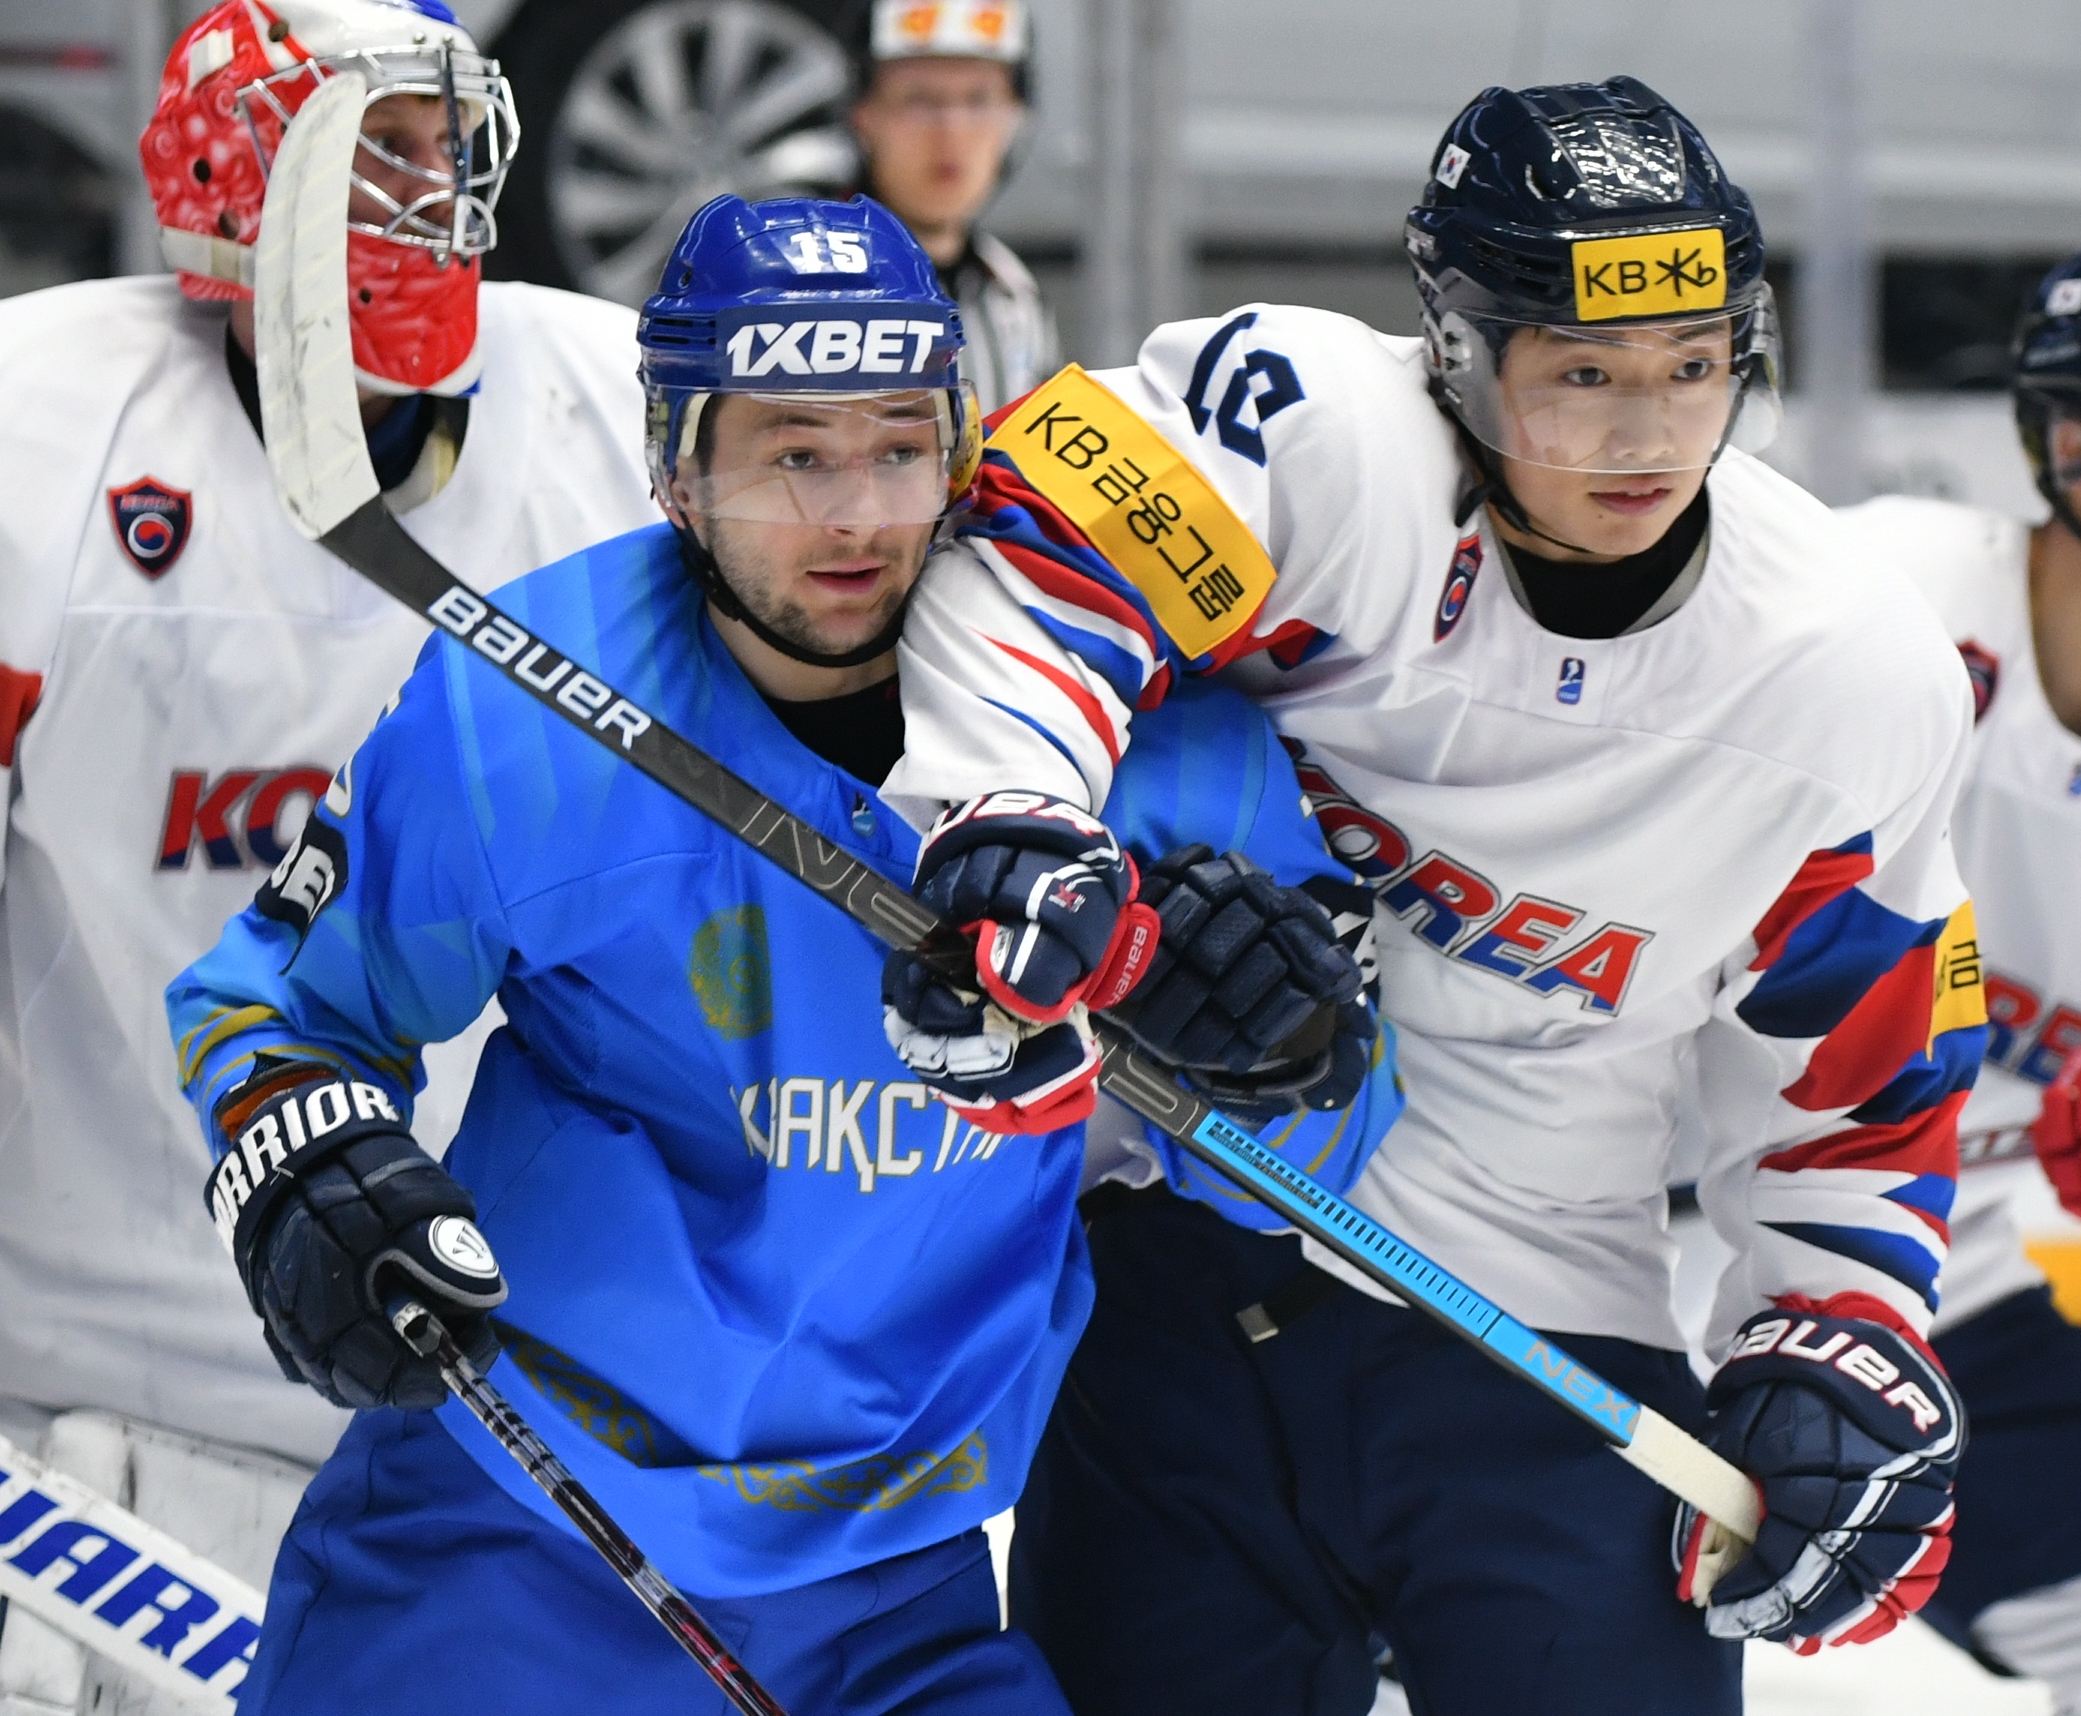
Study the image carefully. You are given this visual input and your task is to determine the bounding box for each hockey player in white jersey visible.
[0,0,653,1704]
[878,78,1985,1712]
[1833,255,2081,1712]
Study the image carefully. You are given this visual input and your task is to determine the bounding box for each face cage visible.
[236,43,518,259]
[646,384,980,531]
[1426,289,1784,475]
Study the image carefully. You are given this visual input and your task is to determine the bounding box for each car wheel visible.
[489,0,857,304]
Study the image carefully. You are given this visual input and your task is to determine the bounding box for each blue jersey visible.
[168,522,1401,1597]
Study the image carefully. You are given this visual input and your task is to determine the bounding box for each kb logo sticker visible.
[1570,227,1726,322]
[106,477,192,578]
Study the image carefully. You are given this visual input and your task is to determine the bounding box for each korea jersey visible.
[1840,495,2078,1332]
[886,304,1985,1356]
[167,521,1400,1597]
[0,275,654,1464]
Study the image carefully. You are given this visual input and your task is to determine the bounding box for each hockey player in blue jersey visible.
[165,194,1395,1715]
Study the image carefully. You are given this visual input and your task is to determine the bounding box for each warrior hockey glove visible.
[205,1069,507,1411]
[1675,1294,1962,1653]
[2033,1045,2081,1219]
[1122,846,1376,1116]
[882,792,1160,1134]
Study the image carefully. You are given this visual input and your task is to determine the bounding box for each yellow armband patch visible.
[994,364,1276,660]
[1929,900,1987,1050]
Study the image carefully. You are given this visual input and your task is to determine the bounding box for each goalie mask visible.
[638,194,980,669]
[141,0,518,396]
[1407,77,1781,483]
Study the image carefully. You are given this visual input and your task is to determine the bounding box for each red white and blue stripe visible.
[1733,834,1984,1322]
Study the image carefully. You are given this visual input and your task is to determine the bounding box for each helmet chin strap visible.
[674,525,906,671]
[1449,427,1603,559]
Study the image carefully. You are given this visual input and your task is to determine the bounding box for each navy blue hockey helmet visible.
[637,193,978,510]
[2013,254,2081,529]
[1406,78,1781,473]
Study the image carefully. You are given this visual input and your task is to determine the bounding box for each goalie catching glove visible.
[1674,1294,1962,1653]
[205,1066,507,1410]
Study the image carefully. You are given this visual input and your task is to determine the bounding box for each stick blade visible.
[254,69,380,540]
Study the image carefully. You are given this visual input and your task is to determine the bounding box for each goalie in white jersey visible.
[1833,255,2081,1714]
[877,78,1986,1712]
[0,1,653,1705]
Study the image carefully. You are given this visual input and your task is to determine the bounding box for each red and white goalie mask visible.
[140,0,519,397]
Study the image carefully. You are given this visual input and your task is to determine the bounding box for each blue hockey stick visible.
[256,74,1760,1596]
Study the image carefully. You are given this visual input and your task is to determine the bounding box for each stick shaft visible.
[391,1303,788,1716]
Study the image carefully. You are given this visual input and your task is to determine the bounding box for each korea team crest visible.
[1434,533,1481,642]
[106,477,192,578]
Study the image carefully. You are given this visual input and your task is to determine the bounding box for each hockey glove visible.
[881,792,1160,1134]
[1674,1294,1962,1653]
[909,791,1159,1026]
[2033,1044,2081,1219]
[205,1070,507,1411]
[882,955,1104,1134]
[1122,846,1376,1116]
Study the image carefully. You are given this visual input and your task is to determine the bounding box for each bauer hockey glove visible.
[2032,1044,2081,1219]
[1674,1294,1962,1653]
[1120,846,1376,1118]
[205,1067,507,1411]
[882,792,1159,1134]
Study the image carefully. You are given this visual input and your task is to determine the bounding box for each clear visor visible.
[239,43,519,258]
[679,392,959,527]
[2047,405,2081,493]
[1435,290,1783,474]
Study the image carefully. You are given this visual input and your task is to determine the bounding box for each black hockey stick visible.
[256,72,1760,1591]
[387,1298,786,1716]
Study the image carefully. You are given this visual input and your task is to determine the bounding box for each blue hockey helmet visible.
[638,193,978,514]
[2013,254,2081,532]
[637,193,980,667]
[1406,78,1781,475]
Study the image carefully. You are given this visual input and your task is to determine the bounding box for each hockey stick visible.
[386,1299,786,1716]
[0,1430,265,1713]
[256,72,1761,1595]
[254,74,790,1716]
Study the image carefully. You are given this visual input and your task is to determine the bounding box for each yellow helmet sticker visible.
[1570,228,1727,322]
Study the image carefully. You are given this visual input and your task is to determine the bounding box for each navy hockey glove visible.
[882,955,1106,1134]
[910,791,1159,1026]
[1675,1294,1961,1653]
[1123,847,1376,1115]
[206,1069,507,1411]
[883,792,1160,1134]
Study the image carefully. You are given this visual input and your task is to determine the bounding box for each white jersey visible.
[0,276,655,1464]
[889,305,1980,1353]
[1840,495,2081,1332]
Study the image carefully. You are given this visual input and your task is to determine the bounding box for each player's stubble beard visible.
[701,515,932,660]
